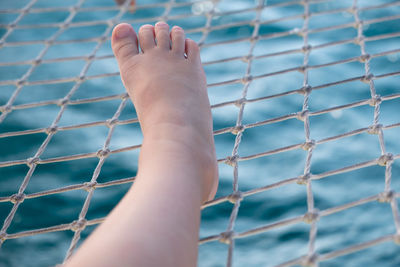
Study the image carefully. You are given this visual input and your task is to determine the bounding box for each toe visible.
[111,23,139,65]
[170,26,185,56]
[138,24,155,52]
[155,22,170,50]
[185,38,201,62]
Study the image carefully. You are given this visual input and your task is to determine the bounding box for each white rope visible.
[0,0,399,266]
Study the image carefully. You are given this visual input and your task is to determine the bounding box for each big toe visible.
[112,23,139,67]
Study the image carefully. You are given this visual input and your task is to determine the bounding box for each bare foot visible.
[111,22,218,202]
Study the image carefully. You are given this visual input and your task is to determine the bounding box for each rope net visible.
[0,0,399,266]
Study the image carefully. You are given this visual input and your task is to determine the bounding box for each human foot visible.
[111,22,218,202]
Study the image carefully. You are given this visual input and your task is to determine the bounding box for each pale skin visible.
[64,22,218,267]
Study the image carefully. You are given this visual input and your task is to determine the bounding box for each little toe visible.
[185,38,201,62]
[111,23,139,66]
[138,24,155,52]
[170,26,185,56]
[155,22,170,50]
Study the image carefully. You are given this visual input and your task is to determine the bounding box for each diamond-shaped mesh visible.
[0,0,399,266]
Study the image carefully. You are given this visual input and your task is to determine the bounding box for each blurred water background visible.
[0,0,400,266]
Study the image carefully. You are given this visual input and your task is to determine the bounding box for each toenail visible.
[172,26,183,31]
[156,21,168,27]
[115,24,131,38]
[140,24,153,30]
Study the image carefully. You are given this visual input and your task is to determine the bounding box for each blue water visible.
[1,0,400,266]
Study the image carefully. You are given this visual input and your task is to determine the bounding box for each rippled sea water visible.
[1,0,400,266]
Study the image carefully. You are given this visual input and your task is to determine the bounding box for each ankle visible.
[142,123,218,203]
[143,121,212,157]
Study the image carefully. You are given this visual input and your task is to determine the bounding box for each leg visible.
[64,22,218,267]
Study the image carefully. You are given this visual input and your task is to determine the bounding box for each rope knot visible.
[70,5,79,12]
[367,124,382,135]
[106,118,118,127]
[61,22,70,29]
[219,231,234,244]
[231,125,244,135]
[297,110,309,121]
[33,59,42,65]
[97,148,110,158]
[378,190,394,203]
[46,126,58,134]
[368,95,381,106]
[299,65,308,73]
[302,140,316,151]
[122,93,129,100]
[361,73,374,83]
[359,53,370,63]
[225,155,238,166]
[302,45,312,53]
[301,85,312,95]
[378,153,394,166]
[252,18,261,25]
[241,55,252,63]
[348,6,357,14]
[27,157,40,166]
[71,219,87,232]
[241,75,253,84]
[109,19,118,27]
[355,36,365,45]
[301,253,319,267]
[303,209,319,224]
[58,98,69,106]
[78,75,86,82]
[353,20,364,29]
[250,35,259,42]
[10,193,25,204]
[297,173,311,185]
[17,79,27,86]
[21,8,30,14]
[228,191,243,204]
[0,231,6,243]
[83,181,97,192]
[0,105,11,113]
[234,98,246,107]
